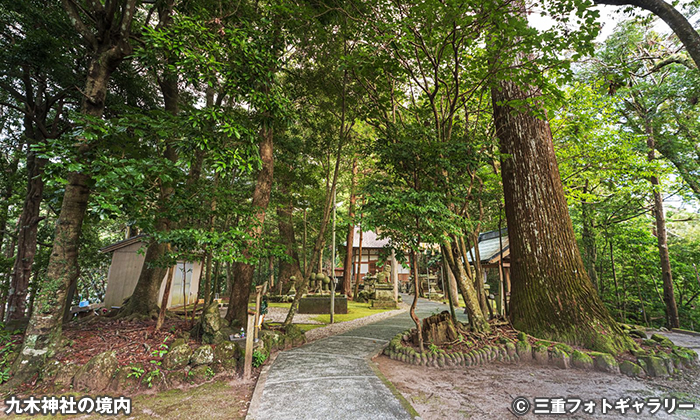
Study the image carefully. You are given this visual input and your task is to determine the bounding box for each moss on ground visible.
[10,380,253,420]
[310,301,394,324]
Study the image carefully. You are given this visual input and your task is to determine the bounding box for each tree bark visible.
[156,266,175,331]
[7,144,46,321]
[342,157,358,298]
[353,224,364,299]
[444,258,460,308]
[442,242,489,332]
[226,124,274,327]
[410,249,423,352]
[276,194,303,294]
[492,69,633,353]
[645,123,680,328]
[594,0,700,70]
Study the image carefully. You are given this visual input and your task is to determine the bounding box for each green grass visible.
[311,301,393,323]
[267,302,292,309]
[266,300,394,328]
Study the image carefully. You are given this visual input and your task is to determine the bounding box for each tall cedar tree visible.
[492,65,634,354]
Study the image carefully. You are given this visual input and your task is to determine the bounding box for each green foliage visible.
[0,324,19,384]
[144,369,161,389]
[428,343,439,355]
[252,349,268,368]
[127,366,145,379]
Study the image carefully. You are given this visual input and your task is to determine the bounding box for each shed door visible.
[171,262,193,307]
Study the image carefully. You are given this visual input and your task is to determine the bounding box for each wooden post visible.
[244,311,255,380]
[269,256,275,290]
[253,282,268,342]
[497,260,505,317]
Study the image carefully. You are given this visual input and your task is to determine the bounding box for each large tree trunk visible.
[442,242,489,332]
[276,194,303,294]
[7,148,47,321]
[342,157,358,298]
[11,171,90,383]
[645,123,680,328]
[226,125,274,327]
[492,74,633,353]
[594,0,700,70]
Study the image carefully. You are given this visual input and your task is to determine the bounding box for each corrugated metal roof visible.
[350,228,391,249]
[99,234,147,253]
[467,229,509,263]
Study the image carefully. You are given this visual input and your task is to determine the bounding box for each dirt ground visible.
[375,356,700,419]
[2,374,258,419]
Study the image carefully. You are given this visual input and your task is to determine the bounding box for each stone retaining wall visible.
[383,330,699,379]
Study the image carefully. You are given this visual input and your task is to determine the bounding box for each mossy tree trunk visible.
[492,76,634,354]
[442,242,489,333]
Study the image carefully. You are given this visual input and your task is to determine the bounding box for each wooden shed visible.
[100,235,202,309]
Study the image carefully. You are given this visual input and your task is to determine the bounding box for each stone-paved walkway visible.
[246,296,467,420]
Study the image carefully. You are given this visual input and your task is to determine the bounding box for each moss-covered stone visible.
[639,356,669,377]
[517,331,528,341]
[657,352,674,372]
[619,361,645,378]
[571,350,594,370]
[671,347,699,368]
[73,350,119,391]
[630,348,647,358]
[533,345,549,365]
[200,304,224,344]
[163,341,192,370]
[505,342,517,358]
[590,352,619,374]
[214,341,242,370]
[551,348,570,369]
[516,340,532,362]
[628,329,647,339]
[51,362,80,389]
[650,333,674,348]
[190,345,214,367]
[552,343,572,354]
[110,363,145,391]
[642,339,658,347]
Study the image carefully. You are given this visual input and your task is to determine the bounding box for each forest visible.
[0,0,699,390]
